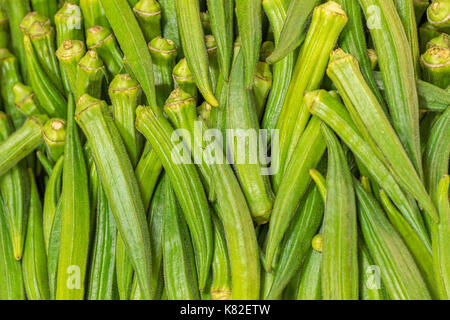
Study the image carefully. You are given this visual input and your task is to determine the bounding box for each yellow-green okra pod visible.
[427,0,450,32]
[42,118,66,163]
[421,45,450,89]
[76,94,152,299]
[56,96,91,300]
[174,0,218,106]
[22,168,50,300]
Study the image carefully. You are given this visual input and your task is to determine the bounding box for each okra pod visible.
[432,175,450,299]
[266,0,320,64]
[163,179,200,300]
[206,0,233,78]
[55,2,84,46]
[0,6,9,48]
[0,49,26,129]
[0,196,25,300]
[0,114,48,177]
[355,179,431,300]
[235,0,262,88]
[421,46,450,89]
[135,145,163,211]
[23,35,67,119]
[159,0,181,53]
[47,198,62,299]
[22,168,50,300]
[56,95,90,300]
[42,118,66,163]
[367,49,378,70]
[173,57,198,102]
[271,2,347,191]
[13,83,43,117]
[327,49,439,225]
[253,61,272,121]
[419,22,441,52]
[30,0,58,23]
[260,41,274,62]
[296,246,322,300]
[115,235,133,300]
[210,214,231,300]
[0,112,30,261]
[197,101,212,127]
[87,26,125,77]
[87,180,117,300]
[360,0,423,177]
[75,50,106,100]
[227,48,274,224]
[359,242,386,300]
[56,40,86,95]
[174,0,218,106]
[261,0,294,135]
[109,74,143,166]
[427,0,450,32]
[265,116,326,270]
[148,36,177,107]
[80,0,110,30]
[76,94,152,299]
[205,35,220,93]
[133,0,162,43]
[427,32,450,49]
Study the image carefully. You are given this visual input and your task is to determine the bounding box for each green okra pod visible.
[419,22,441,52]
[327,49,439,225]
[235,0,262,89]
[0,112,30,261]
[264,116,326,270]
[42,118,66,163]
[87,25,125,77]
[432,175,450,299]
[253,61,272,121]
[75,50,107,100]
[115,234,133,300]
[87,180,117,300]
[75,94,152,299]
[109,74,143,166]
[227,48,274,224]
[205,35,220,93]
[421,46,450,89]
[271,1,347,191]
[56,40,86,95]
[261,0,295,135]
[0,6,9,48]
[0,114,48,177]
[173,57,198,102]
[42,155,63,253]
[3,0,31,82]
[210,214,231,300]
[427,0,450,32]
[321,125,359,300]
[56,95,90,300]
[360,0,423,177]
[367,49,378,70]
[393,0,421,76]
[159,0,181,53]
[135,105,212,291]
[149,36,177,107]
[174,0,218,106]
[296,246,322,300]
[23,35,67,119]
[135,145,163,211]
[0,49,26,129]
[427,32,450,49]
[163,179,200,300]
[26,16,64,92]
[206,0,233,78]
[373,71,450,112]
[266,184,324,299]
[133,0,162,43]
[55,2,84,46]
[80,0,110,30]
[31,0,58,23]
[266,0,320,64]
[13,83,43,117]
[100,0,158,110]
[355,179,432,300]
[22,168,50,300]
[197,101,212,127]
[306,90,432,244]
[0,196,25,300]
[47,198,62,299]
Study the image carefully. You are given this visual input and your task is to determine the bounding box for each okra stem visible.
[42,118,66,163]
[13,83,43,117]
[56,40,86,94]
[75,50,106,100]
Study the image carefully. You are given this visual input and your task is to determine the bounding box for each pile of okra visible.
[0,0,448,301]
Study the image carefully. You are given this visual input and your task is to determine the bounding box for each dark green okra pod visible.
[80,0,110,30]
[159,0,181,52]
[13,83,43,117]
[42,118,66,163]
[56,95,90,300]
[56,40,86,95]
[22,168,50,300]
[0,49,26,129]
[23,35,67,119]
[87,25,125,77]
[0,6,9,48]
[133,0,162,43]
[0,114,48,177]
[421,46,450,89]
[0,112,30,261]
[0,196,25,300]
[174,0,218,106]
[75,50,107,100]
[75,94,152,299]
[55,2,84,46]
[173,57,198,102]
[163,179,200,300]
[109,74,143,166]
[149,36,177,107]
